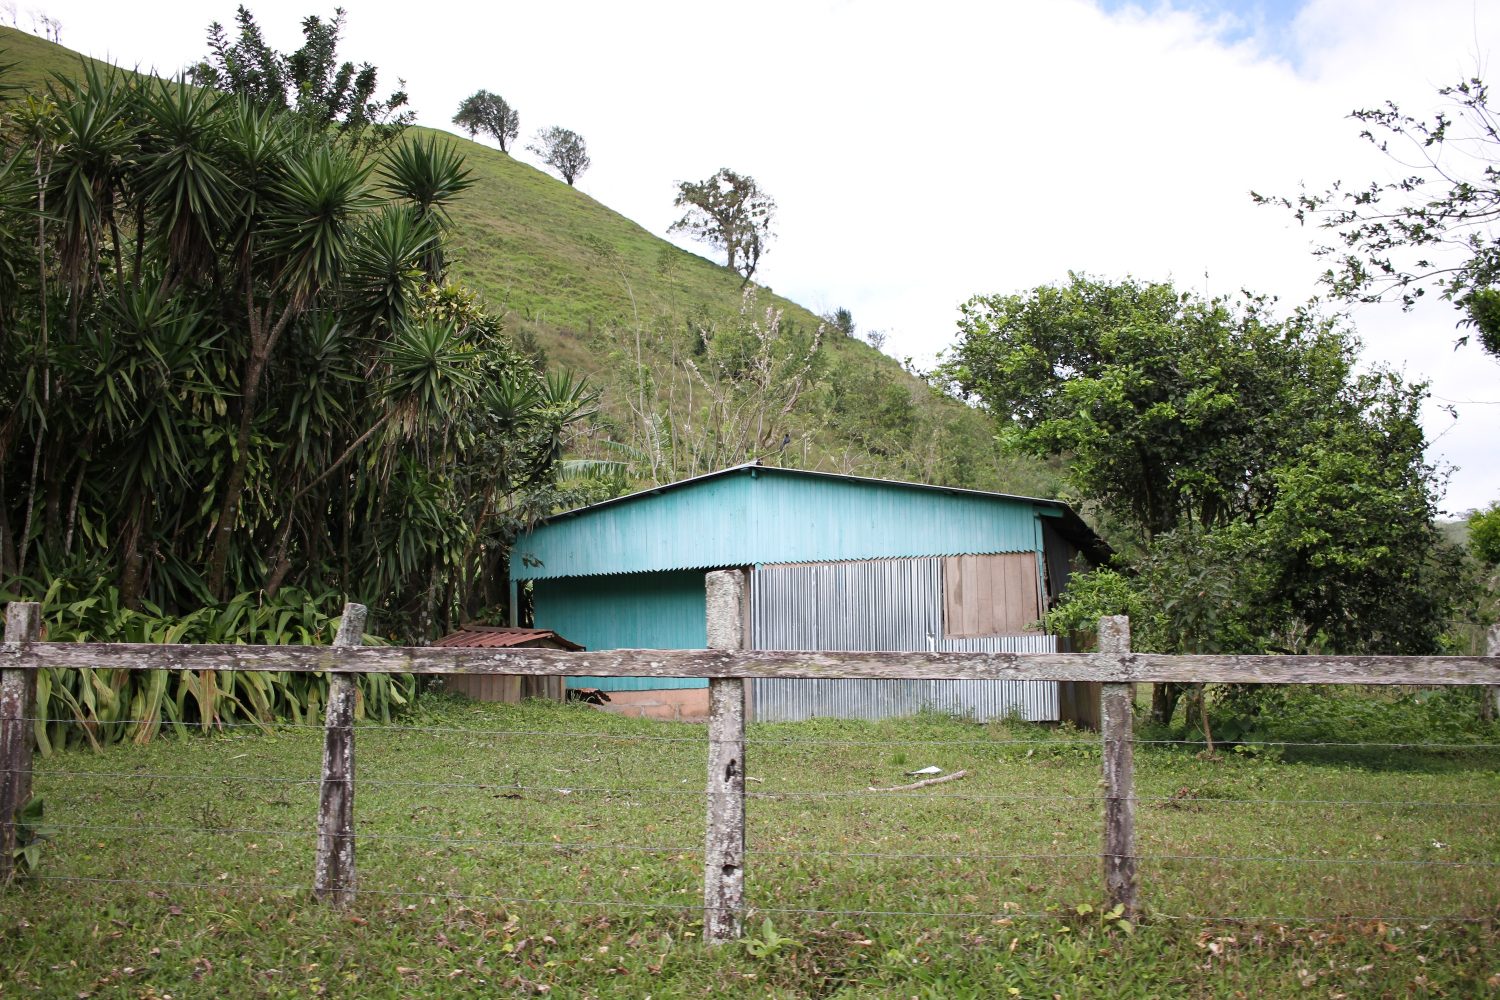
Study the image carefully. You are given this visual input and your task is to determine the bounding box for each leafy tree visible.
[669,167,775,286]
[1472,502,1500,566]
[945,275,1355,539]
[452,89,519,152]
[191,5,413,150]
[1254,74,1500,361]
[527,126,589,186]
[948,274,1461,723]
[824,307,855,337]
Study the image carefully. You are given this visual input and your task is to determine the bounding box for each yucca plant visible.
[0,56,596,665]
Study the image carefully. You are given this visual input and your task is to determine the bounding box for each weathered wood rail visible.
[3,643,1496,685]
[1,585,1497,939]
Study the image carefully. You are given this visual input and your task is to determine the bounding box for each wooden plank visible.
[0,602,40,886]
[1098,616,1137,920]
[703,569,747,944]
[966,554,990,632]
[944,554,1042,636]
[1008,553,1041,632]
[313,603,365,907]
[941,557,960,637]
[2,641,1499,686]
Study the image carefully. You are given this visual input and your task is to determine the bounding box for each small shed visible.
[509,463,1109,723]
[433,626,579,703]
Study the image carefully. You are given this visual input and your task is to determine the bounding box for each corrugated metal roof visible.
[544,462,1066,522]
[512,463,1109,581]
[432,626,583,650]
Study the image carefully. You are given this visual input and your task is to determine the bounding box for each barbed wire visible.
[19,717,1500,752]
[25,875,1493,925]
[19,718,1101,747]
[41,822,1500,868]
[1149,912,1496,925]
[28,769,1500,809]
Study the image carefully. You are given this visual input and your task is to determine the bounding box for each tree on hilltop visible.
[528,126,590,186]
[669,168,775,286]
[452,89,519,152]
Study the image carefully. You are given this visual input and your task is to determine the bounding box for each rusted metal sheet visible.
[432,626,582,650]
[432,626,576,702]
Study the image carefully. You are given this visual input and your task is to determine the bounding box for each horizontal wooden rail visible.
[0,644,1496,686]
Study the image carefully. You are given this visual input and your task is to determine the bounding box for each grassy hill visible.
[0,25,1059,498]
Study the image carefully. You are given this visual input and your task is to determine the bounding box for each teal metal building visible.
[509,463,1108,719]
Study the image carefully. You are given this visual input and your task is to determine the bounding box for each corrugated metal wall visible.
[533,572,709,690]
[750,559,1058,722]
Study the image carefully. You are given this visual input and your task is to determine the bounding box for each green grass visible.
[4,696,1498,997]
[0,26,115,93]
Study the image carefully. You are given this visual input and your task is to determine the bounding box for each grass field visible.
[3,695,1498,998]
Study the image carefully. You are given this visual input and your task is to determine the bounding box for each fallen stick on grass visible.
[867,769,969,792]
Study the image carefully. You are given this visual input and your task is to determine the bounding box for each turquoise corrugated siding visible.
[532,571,708,690]
[513,468,1043,580]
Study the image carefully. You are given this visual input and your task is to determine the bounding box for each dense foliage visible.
[8,578,414,752]
[189,5,414,152]
[0,61,596,647]
[945,275,1464,724]
[1471,502,1500,566]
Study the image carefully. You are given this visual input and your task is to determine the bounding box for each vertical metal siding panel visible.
[750,559,1059,723]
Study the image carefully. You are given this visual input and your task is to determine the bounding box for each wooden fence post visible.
[314,602,366,906]
[1098,615,1138,919]
[704,569,748,943]
[1,602,40,886]
[1487,626,1500,723]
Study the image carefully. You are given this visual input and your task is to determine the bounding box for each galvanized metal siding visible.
[532,572,709,691]
[750,559,1059,722]
[512,467,1044,580]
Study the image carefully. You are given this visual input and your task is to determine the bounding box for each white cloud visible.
[30,0,1500,508]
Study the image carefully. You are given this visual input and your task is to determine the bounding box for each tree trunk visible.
[0,486,17,581]
[1150,682,1187,727]
[207,347,269,598]
[118,490,148,610]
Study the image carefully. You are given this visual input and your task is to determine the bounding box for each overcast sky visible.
[15,0,1500,511]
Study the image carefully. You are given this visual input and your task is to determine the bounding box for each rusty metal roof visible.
[432,626,583,651]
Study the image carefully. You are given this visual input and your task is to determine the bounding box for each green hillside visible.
[0,25,1059,497]
[0,24,106,89]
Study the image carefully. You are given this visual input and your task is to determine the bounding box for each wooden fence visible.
[2,572,1498,941]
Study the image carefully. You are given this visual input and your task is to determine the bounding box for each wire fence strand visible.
[28,769,1500,809]
[26,875,1495,926]
[41,822,1500,868]
[20,717,1500,751]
